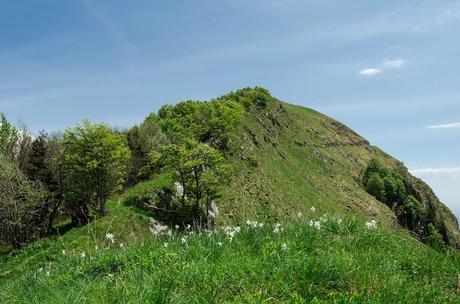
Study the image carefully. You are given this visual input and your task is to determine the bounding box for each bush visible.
[365,173,384,201]
[0,157,46,248]
[424,223,445,250]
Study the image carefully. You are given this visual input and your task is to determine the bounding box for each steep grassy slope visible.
[218,94,460,248]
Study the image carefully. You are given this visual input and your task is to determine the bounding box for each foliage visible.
[0,156,46,248]
[399,195,427,230]
[24,132,64,234]
[217,86,273,109]
[363,159,445,248]
[0,113,18,161]
[424,223,446,251]
[125,117,168,184]
[382,172,407,204]
[365,173,384,201]
[156,140,231,224]
[59,121,131,223]
[157,98,244,150]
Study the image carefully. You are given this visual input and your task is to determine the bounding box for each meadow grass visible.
[1,215,459,303]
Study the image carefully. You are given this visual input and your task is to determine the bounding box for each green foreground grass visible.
[1,215,460,303]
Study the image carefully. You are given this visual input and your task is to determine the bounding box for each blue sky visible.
[1,0,459,218]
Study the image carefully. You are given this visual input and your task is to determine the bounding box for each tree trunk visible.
[99,193,106,216]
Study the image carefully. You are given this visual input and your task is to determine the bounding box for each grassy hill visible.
[1,88,459,303]
[218,90,459,248]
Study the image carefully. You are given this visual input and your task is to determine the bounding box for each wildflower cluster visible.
[273,223,283,233]
[309,220,321,230]
[245,219,264,228]
[223,226,241,241]
[365,220,377,229]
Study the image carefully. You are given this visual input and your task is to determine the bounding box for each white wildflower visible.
[365,220,377,229]
[175,225,180,230]
[62,249,66,255]
[186,224,191,230]
[311,206,316,212]
[38,267,43,272]
[217,241,223,247]
[273,223,283,233]
[181,237,187,244]
[246,220,260,228]
[106,232,115,243]
[314,221,321,230]
[309,220,321,230]
[163,242,169,248]
[80,252,86,258]
[297,212,302,218]
[223,226,240,241]
[281,243,288,251]
[119,243,124,249]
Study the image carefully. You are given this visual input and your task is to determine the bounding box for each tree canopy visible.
[59,121,131,221]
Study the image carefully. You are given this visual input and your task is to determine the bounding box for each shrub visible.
[365,173,384,201]
[0,156,46,248]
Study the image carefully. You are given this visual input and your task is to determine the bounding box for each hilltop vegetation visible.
[1,87,460,302]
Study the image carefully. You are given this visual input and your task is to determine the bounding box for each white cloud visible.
[359,58,406,77]
[381,58,406,69]
[358,68,382,76]
[427,122,460,129]
[410,167,460,179]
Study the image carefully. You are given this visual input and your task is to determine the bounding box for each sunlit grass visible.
[2,215,459,303]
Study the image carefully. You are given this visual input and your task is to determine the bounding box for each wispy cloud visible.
[381,58,406,69]
[410,167,460,179]
[358,58,406,77]
[358,68,382,76]
[427,122,460,129]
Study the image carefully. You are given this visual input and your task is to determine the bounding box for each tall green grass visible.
[2,215,459,303]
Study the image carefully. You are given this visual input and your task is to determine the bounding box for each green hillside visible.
[1,88,459,303]
[217,89,459,248]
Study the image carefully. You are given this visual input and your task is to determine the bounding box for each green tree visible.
[157,140,230,223]
[24,131,64,234]
[383,173,406,204]
[400,195,427,230]
[366,173,385,201]
[0,113,18,160]
[60,121,131,221]
[363,159,387,185]
[157,99,243,150]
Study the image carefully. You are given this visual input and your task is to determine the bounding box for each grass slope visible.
[1,215,460,303]
[219,96,460,247]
